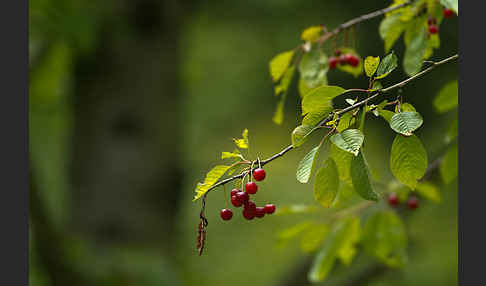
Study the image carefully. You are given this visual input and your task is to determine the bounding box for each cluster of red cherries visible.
[387,193,419,210]
[428,8,455,35]
[329,50,360,69]
[220,168,276,221]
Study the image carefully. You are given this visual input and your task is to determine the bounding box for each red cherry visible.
[407,196,419,210]
[242,208,255,220]
[348,55,360,67]
[334,49,341,56]
[244,200,257,212]
[255,207,266,218]
[387,193,399,207]
[220,208,233,220]
[230,189,239,197]
[338,54,347,65]
[245,181,258,194]
[443,8,454,18]
[329,57,338,69]
[236,191,249,204]
[264,204,276,214]
[428,24,439,34]
[253,168,266,181]
[231,195,243,207]
[427,17,436,25]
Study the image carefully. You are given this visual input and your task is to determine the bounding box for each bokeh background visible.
[29,0,458,285]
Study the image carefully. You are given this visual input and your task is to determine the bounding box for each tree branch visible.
[199,53,458,199]
[315,1,412,44]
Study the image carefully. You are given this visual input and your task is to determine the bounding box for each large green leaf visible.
[330,129,364,156]
[330,143,353,185]
[299,49,329,88]
[291,125,315,147]
[376,51,398,79]
[351,152,379,201]
[314,158,340,207]
[403,18,427,76]
[379,13,406,52]
[302,110,330,127]
[389,111,423,136]
[296,146,321,183]
[399,102,416,112]
[364,56,380,77]
[433,81,458,113]
[440,143,458,184]
[301,85,346,115]
[193,165,231,201]
[269,50,294,82]
[363,210,407,267]
[390,134,428,190]
[308,217,360,283]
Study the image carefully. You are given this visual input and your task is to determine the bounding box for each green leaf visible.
[330,129,364,156]
[337,112,356,133]
[425,34,440,59]
[298,77,313,98]
[301,85,345,115]
[302,110,330,127]
[440,0,458,13]
[193,165,231,201]
[399,102,416,112]
[416,181,441,204]
[233,129,249,149]
[376,51,398,79]
[308,217,360,283]
[269,50,294,82]
[300,224,330,253]
[446,117,458,143]
[330,143,353,185]
[301,26,323,42]
[336,217,361,265]
[299,49,329,88]
[314,158,340,207]
[273,92,287,125]
[364,56,380,77]
[440,143,458,184]
[390,134,428,190]
[351,152,379,201]
[379,13,406,52]
[221,151,243,160]
[379,110,395,123]
[291,125,315,147]
[433,81,458,113]
[274,66,296,95]
[371,81,383,91]
[296,146,321,183]
[389,111,424,136]
[363,210,407,267]
[345,98,357,105]
[403,18,427,76]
